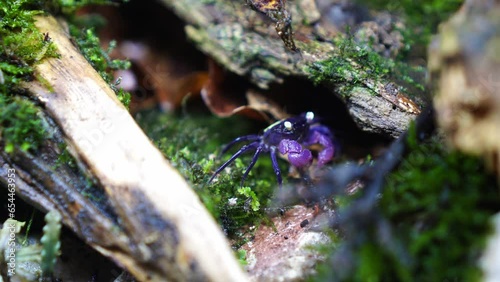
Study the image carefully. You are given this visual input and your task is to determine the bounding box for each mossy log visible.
[159,0,422,138]
[5,15,247,282]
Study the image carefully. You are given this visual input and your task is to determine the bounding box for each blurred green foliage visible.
[380,137,497,281]
[313,133,499,281]
[358,0,463,46]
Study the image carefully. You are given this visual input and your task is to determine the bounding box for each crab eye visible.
[305,111,314,123]
[284,121,293,130]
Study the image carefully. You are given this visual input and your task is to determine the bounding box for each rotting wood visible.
[18,15,248,282]
[159,0,422,138]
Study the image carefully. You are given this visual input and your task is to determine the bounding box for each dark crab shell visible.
[262,114,309,146]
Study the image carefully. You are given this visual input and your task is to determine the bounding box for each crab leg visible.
[209,141,259,183]
[270,147,283,188]
[220,135,260,155]
[240,146,264,186]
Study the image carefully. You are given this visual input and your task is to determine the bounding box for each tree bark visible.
[160,0,422,138]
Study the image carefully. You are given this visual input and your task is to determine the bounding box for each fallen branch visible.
[10,15,247,282]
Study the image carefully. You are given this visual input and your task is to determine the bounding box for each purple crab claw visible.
[278,139,313,168]
[304,126,335,167]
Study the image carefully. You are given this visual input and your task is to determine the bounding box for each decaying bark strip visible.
[15,15,247,282]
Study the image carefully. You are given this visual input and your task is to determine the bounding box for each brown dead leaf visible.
[78,5,210,114]
[201,58,288,121]
[200,58,246,116]
[118,41,209,113]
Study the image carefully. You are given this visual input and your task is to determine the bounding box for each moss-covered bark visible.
[160,0,424,137]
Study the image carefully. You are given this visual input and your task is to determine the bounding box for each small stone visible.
[300,219,309,228]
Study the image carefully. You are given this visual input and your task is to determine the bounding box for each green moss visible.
[28,0,134,107]
[67,26,132,107]
[357,0,463,46]
[0,94,46,152]
[0,0,132,152]
[136,110,280,242]
[236,249,248,266]
[380,138,497,280]
[0,0,60,152]
[55,143,78,169]
[313,133,499,281]
[0,0,59,65]
[307,37,424,98]
[47,0,127,15]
